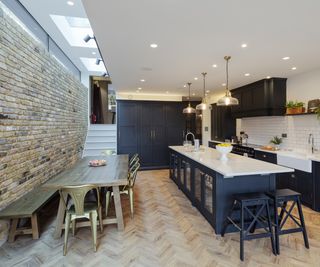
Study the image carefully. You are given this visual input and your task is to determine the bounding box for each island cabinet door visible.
[193,167,204,208]
[183,160,192,198]
[169,152,179,185]
[203,173,215,218]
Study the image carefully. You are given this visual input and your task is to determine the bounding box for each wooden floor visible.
[1,169,320,267]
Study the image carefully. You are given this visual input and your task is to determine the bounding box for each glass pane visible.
[185,162,191,192]
[204,174,213,213]
[180,160,185,186]
[194,168,202,202]
[174,157,178,180]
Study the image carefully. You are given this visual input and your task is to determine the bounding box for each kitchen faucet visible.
[185,131,195,144]
[308,133,314,154]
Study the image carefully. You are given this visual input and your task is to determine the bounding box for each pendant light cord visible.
[201,72,207,98]
[187,82,192,103]
[224,56,231,96]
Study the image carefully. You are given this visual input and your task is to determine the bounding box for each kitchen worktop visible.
[169,146,293,178]
[209,139,320,162]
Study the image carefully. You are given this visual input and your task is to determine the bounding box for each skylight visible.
[50,15,96,48]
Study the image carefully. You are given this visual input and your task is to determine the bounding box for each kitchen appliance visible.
[231,144,255,158]
[307,99,320,113]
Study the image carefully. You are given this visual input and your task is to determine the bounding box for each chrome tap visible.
[185,131,195,144]
[308,133,314,154]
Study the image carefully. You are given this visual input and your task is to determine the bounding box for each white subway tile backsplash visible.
[237,115,320,151]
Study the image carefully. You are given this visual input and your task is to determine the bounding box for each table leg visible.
[112,185,124,231]
[53,192,67,239]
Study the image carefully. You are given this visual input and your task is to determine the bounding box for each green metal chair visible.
[106,161,140,219]
[59,185,104,256]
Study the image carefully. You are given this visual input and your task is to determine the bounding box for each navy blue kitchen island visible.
[169,146,293,234]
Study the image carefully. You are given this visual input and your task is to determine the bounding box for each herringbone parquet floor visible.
[1,170,320,267]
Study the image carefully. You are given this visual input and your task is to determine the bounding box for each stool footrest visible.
[279,228,303,236]
[244,232,273,241]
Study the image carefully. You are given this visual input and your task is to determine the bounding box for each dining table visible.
[42,155,129,239]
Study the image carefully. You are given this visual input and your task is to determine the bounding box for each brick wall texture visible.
[0,5,88,209]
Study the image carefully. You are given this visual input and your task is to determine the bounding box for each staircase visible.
[83,124,117,157]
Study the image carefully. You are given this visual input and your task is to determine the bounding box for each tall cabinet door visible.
[117,101,138,156]
[139,103,154,167]
[152,104,167,166]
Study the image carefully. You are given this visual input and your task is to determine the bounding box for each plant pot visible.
[286,107,305,114]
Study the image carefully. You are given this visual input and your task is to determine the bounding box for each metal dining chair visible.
[105,161,140,219]
[59,184,104,256]
[129,153,139,167]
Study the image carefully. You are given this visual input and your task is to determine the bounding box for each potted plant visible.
[286,101,305,114]
[316,107,320,119]
[270,136,282,150]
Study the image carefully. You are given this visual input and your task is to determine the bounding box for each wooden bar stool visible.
[266,189,309,255]
[221,192,276,261]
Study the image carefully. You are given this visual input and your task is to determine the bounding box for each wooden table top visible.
[42,155,129,189]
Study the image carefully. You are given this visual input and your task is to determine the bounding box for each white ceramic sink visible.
[277,152,312,173]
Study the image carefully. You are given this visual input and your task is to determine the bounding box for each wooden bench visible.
[0,188,57,242]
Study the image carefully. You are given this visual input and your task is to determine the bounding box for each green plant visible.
[286,101,295,108]
[270,136,283,145]
[286,101,305,108]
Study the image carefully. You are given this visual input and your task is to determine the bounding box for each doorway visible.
[90,76,116,124]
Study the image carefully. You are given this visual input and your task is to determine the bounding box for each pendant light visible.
[217,56,239,106]
[183,82,196,114]
[196,72,211,110]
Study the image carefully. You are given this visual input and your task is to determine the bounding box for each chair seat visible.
[67,202,98,214]
[234,192,270,203]
[266,189,300,199]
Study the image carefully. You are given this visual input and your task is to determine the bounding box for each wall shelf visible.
[285,112,317,116]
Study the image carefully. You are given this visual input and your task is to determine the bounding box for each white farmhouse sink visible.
[277,152,312,173]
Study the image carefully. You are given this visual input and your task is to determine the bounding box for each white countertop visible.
[169,146,293,178]
[209,140,320,163]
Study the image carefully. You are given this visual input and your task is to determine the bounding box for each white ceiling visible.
[18,0,320,96]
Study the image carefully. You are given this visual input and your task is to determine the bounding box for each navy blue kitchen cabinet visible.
[230,78,287,118]
[211,104,236,141]
[117,100,200,169]
[255,150,316,210]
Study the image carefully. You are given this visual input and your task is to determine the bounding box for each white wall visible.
[287,68,320,104]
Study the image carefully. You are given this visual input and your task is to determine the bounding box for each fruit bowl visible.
[89,159,107,167]
[216,143,233,161]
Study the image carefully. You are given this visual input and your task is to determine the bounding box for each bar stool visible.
[266,189,309,255]
[221,192,276,261]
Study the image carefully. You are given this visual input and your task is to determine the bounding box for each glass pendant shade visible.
[183,103,196,114]
[217,92,239,106]
[217,56,239,106]
[183,82,196,114]
[196,72,212,110]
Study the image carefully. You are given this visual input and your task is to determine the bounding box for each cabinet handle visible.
[150,130,152,139]
[153,130,156,139]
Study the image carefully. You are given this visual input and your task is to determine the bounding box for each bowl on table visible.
[216,143,233,161]
[88,159,107,167]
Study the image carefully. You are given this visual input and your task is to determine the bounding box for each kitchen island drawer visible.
[254,150,277,164]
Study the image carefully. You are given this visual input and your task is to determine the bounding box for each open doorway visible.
[89,75,116,124]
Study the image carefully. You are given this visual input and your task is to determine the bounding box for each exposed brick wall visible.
[0,5,88,209]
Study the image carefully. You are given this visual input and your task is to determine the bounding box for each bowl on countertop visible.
[216,144,233,161]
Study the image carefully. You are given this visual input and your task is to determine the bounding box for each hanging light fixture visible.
[183,82,196,114]
[196,72,211,110]
[217,56,239,106]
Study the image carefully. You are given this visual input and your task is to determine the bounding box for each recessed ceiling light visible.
[192,93,195,96]
[282,56,290,60]
[150,43,158,48]
[166,91,169,94]
[67,1,74,6]
[266,76,271,79]
[291,67,297,70]
[206,90,210,93]
[92,52,96,55]
[244,73,250,76]
[140,79,145,82]
[222,83,226,86]
[194,77,198,80]
[241,43,247,48]
[183,85,186,88]
[212,64,218,68]
[138,87,142,90]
